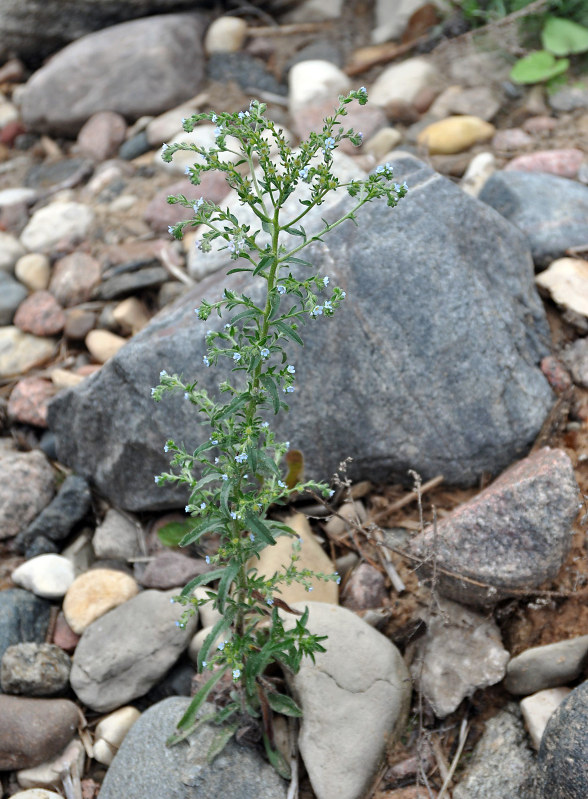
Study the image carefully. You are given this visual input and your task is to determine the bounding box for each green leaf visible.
[273,319,303,346]
[243,511,277,545]
[217,559,240,613]
[180,569,225,597]
[255,450,281,479]
[215,394,249,422]
[509,50,569,84]
[219,476,232,516]
[266,691,303,717]
[165,710,216,747]
[253,254,274,277]
[260,372,280,414]
[179,518,224,548]
[263,733,291,779]
[167,666,229,744]
[542,16,588,55]
[282,225,306,237]
[198,616,230,670]
[157,520,192,547]
[207,722,239,763]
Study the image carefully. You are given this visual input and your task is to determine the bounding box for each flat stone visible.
[20,202,94,254]
[0,694,80,770]
[411,599,509,717]
[14,290,66,336]
[479,170,588,268]
[98,696,288,799]
[252,512,338,605]
[16,740,85,792]
[506,635,588,695]
[63,568,139,634]
[50,252,102,307]
[70,589,198,712]
[505,149,584,179]
[520,687,571,749]
[0,326,56,378]
[0,271,28,325]
[0,449,55,540]
[548,86,588,112]
[48,153,555,510]
[11,790,66,799]
[492,127,533,150]
[0,588,51,664]
[369,58,438,107]
[453,705,537,799]
[538,680,588,798]
[64,307,96,340]
[283,602,410,799]
[288,60,350,116]
[1,642,71,696]
[24,158,93,192]
[0,229,26,271]
[20,13,206,136]
[93,265,169,300]
[85,329,127,363]
[139,549,211,589]
[11,554,75,599]
[76,111,128,161]
[409,448,579,605]
[93,508,143,561]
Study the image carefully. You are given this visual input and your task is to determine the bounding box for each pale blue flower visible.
[266,597,274,606]
[214,126,223,138]
[235,452,247,463]
[195,307,201,317]
[277,480,286,488]
[299,166,309,179]
[230,511,237,519]
[159,370,167,378]
[210,437,218,444]
[287,365,295,374]
[323,300,332,310]
[185,505,190,513]
[311,305,323,317]
[328,489,335,497]
[260,348,269,358]
[222,474,228,481]
[232,668,241,680]
[218,641,225,651]
[211,113,217,123]
[323,276,329,286]
[184,392,190,400]
[202,661,207,668]
[306,586,313,592]
[151,387,156,396]
[205,555,210,564]
[283,386,294,393]
[164,444,169,453]
[277,285,286,295]
[249,533,255,542]
[154,476,160,484]
[233,352,241,361]
[167,225,174,235]
[324,136,335,150]
[185,166,191,175]
[193,197,204,211]
[203,355,210,367]
[261,421,269,428]
[340,291,346,299]
[200,502,206,510]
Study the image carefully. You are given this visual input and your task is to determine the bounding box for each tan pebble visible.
[536,258,588,317]
[417,115,495,155]
[112,297,150,335]
[16,740,85,790]
[520,687,571,749]
[250,512,338,605]
[14,253,50,291]
[50,368,85,389]
[188,626,226,665]
[85,329,127,363]
[364,127,402,160]
[204,16,248,54]
[64,307,96,340]
[93,706,140,765]
[324,500,367,539]
[63,568,139,634]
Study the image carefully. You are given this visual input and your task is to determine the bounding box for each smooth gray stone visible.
[505,635,588,696]
[479,170,588,269]
[20,13,205,135]
[538,680,588,799]
[99,696,287,799]
[0,272,27,325]
[48,154,554,511]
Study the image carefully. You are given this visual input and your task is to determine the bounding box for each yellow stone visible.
[85,329,127,363]
[63,568,139,634]
[417,115,495,155]
[249,513,338,605]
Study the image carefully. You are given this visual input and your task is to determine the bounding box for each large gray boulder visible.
[48,154,554,511]
[19,13,206,135]
[0,0,205,65]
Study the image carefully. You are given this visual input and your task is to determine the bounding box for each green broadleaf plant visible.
[151,88,408,766]
[510,15,588,86]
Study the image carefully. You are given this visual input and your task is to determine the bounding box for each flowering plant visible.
[151,88,407,772]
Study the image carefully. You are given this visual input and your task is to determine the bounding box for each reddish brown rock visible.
[143,174,231,233]
[13,290,66,336]
[341,562,388,611]
[50,252,101,307]
[409,448,579,605]
[540,355,572,394]
[7,376,56,427]
[505,148,584,179]
[64,307,96,340]
[522,115,558,135]
[77,111,128,161]
[0,694,80,769]
[52,611,81,654]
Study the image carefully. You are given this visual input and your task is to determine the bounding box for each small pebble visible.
[15,253,51,291]
[13,291,66,336]
[520,687,571,749]
[204,16,248,54]
[85,329,127,363]
[93,706,141,765]
[11,554,74,599]
[1,642,71,696]
[63,568,139,634]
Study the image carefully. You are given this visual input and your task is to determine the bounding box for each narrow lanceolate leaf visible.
[206,722,239,763]
[273,319,304,346]
[198,616,230,671]
[244,511,277,546]
[260,373,280,414]
[266,692,303,717]
[180,568,225,597]
[219,476,232,516]
[167,666,229,744]
[179,518,224,548]
[263,733,291,780]
[216,559,240,613]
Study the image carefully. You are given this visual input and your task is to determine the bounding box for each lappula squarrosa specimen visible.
[151,87,408,772]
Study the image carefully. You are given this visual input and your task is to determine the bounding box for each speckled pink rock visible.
[409,448,579,605]
[49,252,101,307]
[492,127,533,150]
[143,174,231,233]
[522,116,558,135]
[504,149,584,179]
[13,291,65,336]
[7,377,56,427]
[77,111,127,161]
